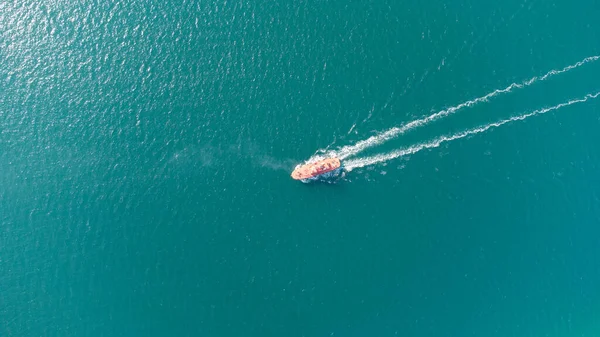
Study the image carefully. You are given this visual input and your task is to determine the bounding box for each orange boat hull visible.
[291,158,342,181]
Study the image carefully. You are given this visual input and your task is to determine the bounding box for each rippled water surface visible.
[1,1,599,336]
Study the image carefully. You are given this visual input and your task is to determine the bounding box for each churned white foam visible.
[344,92,600,170]
[326,55,600,160]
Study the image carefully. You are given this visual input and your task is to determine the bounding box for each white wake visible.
[323,55,600,161]
[344,91,600,170]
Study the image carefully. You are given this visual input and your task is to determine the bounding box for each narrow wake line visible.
[345,91,600,170]
[325,55,600,161]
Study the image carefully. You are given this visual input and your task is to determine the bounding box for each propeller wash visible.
[289,55,600,182]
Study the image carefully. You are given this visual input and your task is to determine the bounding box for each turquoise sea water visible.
[1,1,600,336]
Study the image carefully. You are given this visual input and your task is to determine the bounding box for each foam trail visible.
[329,55,600,160]
[345,92,600,170]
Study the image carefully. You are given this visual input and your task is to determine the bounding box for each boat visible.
[291,157,344,183]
